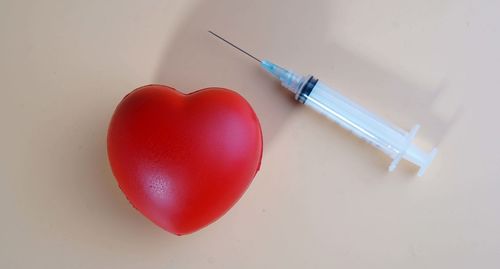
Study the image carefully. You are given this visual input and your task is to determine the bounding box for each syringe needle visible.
[208,31,437,176]
[208,30,262,63]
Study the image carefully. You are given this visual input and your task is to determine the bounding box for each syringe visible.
[209,31,437,176]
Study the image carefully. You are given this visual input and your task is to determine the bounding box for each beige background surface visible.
[1,0,499,268]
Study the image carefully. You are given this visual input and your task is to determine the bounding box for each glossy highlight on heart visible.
[107,85,263,235]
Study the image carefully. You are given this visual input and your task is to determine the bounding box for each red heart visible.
[107,85,263,235]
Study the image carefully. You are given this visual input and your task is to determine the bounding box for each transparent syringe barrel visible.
[302,81,406,159]
[260,60,436,175]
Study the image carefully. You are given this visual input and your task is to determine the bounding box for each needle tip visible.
[207,30,261,63]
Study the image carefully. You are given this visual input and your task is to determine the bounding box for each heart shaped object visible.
[107,85,263,235]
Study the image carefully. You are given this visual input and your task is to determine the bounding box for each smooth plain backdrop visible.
[1,0,499,268]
